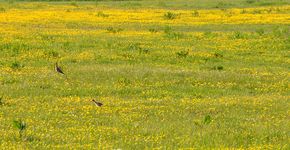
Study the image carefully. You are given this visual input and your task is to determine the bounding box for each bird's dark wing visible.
[92,100,103,107]
[56,66,65,74]
[96,102,103,106]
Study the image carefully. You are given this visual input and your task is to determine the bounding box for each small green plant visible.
[164,12,178,20]
[192,10,199,17]
[10,61,23,70]
[13,119,27,138]
[176,49,189,58]
[204,115,212,125]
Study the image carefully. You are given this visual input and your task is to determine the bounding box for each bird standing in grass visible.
[55,62,65,75]
[92,99,103,107]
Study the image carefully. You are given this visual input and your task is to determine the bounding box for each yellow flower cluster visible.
[0,5,289,36]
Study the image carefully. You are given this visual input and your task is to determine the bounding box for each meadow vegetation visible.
[0,0,289,149]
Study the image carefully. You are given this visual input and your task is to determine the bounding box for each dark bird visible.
[55,62,65,75]
[92,99,103,107]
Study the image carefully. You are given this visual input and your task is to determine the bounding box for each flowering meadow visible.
[0,0,289,149]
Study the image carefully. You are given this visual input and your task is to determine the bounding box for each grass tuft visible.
[10,61,23,70]
[176,49,189,58]
[13,119,27,138]
[204,115,212,125]
[164,12,178,20]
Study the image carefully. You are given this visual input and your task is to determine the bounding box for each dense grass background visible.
[0,0,289,149]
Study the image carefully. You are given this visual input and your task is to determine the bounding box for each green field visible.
[0,0,289,149]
